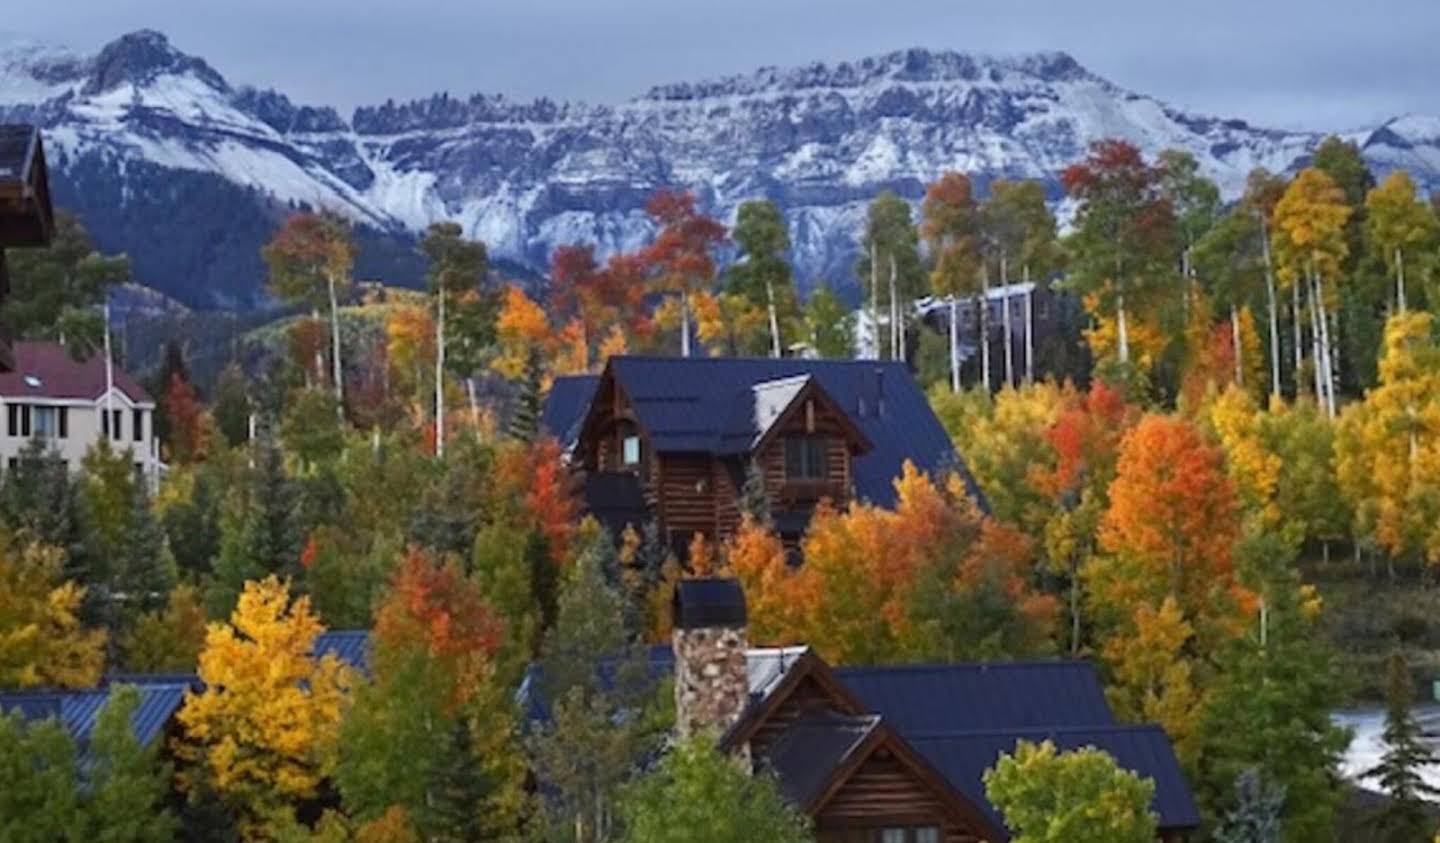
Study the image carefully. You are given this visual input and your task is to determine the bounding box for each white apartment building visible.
[0,341,160,482]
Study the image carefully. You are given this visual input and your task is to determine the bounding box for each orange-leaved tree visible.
[175,576,352,840]
[1088,413,1251,766]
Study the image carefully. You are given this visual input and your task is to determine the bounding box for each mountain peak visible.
[83,29,228,96]
[638,46,1098,102]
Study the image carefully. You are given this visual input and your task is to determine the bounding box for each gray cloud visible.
[17,0,1440,131]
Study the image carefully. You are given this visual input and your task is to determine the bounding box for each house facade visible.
[674,579,1199,842]
[0,341,160,482]
[541,356,982,553]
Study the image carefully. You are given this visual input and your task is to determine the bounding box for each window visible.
[32,406,58,439]
[58,408,68,439]
[874,829,939,843]
[621,434,641,467]
[20,405,30,437]
[132,409,144,442]
[105,409,122,441]
[783,436,828,481]
[6,404,15,437]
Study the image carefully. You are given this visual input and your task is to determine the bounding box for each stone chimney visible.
[672,578,750,745]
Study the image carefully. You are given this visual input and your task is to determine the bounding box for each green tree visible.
[727,199,798,357]
[1364,650,1439,843]
[75,440,176,637]
[528,522,667,843]
[214,363,254,448]
[1197,533,1347,843]
[0,709,81,842]
[856,191,923,360]
[207,436,301,617]
[4,211,128,349]
[420,222,491,456]
[81,685,180,843]
[802,284,852,358]
[616,736,812,843]
[983,739,1158,843]
[0,437,80,551]
[281,388,345,471]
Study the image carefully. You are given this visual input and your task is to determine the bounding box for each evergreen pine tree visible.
[1214,768,1286,843]
[429,717,490,843]
[529,521,666,843]
[207,435,301,616]
[213,363,253,448]
[507,349,543,443]
[738,460,772,527]
[1364,650,1440,842]
[0,438,80,554]
[147,340,190,450]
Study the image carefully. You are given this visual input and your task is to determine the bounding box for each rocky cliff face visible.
[2,30,1435,308]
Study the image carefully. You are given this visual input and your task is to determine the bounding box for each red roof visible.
[0,341,152,404]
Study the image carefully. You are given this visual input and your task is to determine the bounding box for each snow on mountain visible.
[1,30,1436,309]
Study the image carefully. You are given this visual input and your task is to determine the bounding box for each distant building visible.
[917,281,1070,388]
[0,341,160,482]
[540,356,984,554]
[0,125,57,370]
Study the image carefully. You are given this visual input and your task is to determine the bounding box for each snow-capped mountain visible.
[2,30,1436,309]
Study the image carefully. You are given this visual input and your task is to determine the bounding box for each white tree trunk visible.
[1231,306,1244,385]
[980,261,992,392]
[1316,274,1337,418]
[1116,291,1130,365]
[327,273,344,420]
[948,295,960,393]
[1396,247,1407,314]
[680,292,692,357]
[765,278,781,358]
[1259,215,1281,400]
[870,242,880,360]
[1292,279,1304,397]
[1024,264,1035,385]
[435,288,445,458]
[1000,251,1014,388]
[881,253,892,358]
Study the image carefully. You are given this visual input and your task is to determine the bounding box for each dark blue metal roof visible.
[764,711,881,806]
[834,660,1115,734]
[908,725,1201,836]
[540,374,600,449]
[0,681,191,760]
[314,630,370,672]
[540,356,981,508]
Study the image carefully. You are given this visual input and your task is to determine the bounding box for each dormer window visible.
[622,434,641,467]
[784,435,828,481]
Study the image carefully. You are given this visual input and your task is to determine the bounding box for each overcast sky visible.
[12,0,1439,131]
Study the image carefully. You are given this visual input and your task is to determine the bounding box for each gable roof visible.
[0,341,153,404]
[541,374,599,453]
[544,356,980,507]
[764,711,882,807]
[834,660,1115,734]
[907,725,1202,836]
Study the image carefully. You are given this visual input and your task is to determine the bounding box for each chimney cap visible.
[673,578,747,629]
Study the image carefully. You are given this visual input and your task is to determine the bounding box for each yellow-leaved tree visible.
[176,576,353,840]
[0,539,105,689]
[1335,312,1440,571]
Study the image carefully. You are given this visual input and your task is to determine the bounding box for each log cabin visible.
[519,578,1200,842]
[540,356,984,554]
[0,125,56,370]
